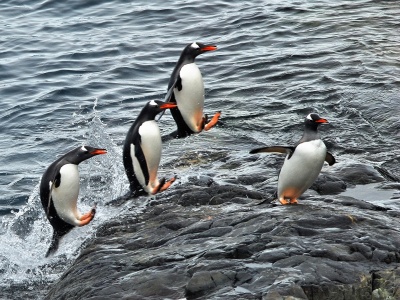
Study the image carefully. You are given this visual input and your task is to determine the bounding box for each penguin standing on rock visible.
[164,42,221,138]
[123,100,178,196]
[250,113,336,205]
[40,145,107,257]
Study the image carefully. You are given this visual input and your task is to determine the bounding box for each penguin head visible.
[181,42,217,61]
[305,113,328,130]
[66,146,107,164]
[142,100,178,119]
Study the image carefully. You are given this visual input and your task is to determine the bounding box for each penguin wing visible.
[164,74,182,102]
[249,146,295,155]
[134,139,150,186]
[47,172,61,215]
[158,78,179,121]
[325,152,336,166]
[164,82,176,103]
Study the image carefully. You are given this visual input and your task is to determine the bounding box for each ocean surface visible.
[1,0,400,298]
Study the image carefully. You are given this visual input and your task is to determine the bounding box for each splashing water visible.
[0,99,135,296]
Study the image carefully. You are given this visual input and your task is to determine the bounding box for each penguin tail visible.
[45,231,64,257]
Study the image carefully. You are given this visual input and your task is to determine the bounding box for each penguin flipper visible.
[135,139,150,186]
[46,172,61,215]
[325,152,336,166]
[158,81,177,121]
[164,83,177,103]
[249,146,294,155]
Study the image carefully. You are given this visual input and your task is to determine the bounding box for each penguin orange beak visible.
[201,45,217,52]
[160,103,178,110]
[90,149,107,155]
[315,118,328,123]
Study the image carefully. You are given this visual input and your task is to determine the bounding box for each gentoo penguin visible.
[164,42,221,138]
[40,145,107,257]
[250,113,336,205]
[123,100,178,196]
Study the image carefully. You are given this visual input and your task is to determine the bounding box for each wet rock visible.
[372,267,400,300]
[311,173,347,195]
[179,189,211,206]
[46,183,400,300]
[185,270,235,297]
[335,163,385,185]
[187,175,215,187]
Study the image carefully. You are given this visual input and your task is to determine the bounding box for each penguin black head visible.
[181,42,217,62]
[65,146,107,165]
[141,100,178,119]
[304,113,328,130]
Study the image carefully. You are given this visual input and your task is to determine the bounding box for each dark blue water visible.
[1,0,400,297]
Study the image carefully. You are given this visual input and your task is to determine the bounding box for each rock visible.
[334,163,385,185]
[187,175,215,187]
[311,173,347,195]
[45,184,400,300]
[179,189,211,206]
[372,267,400,300]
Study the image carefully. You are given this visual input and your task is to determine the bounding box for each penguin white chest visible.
[278,139,327,200]
[131,120,162,192]
[174,63,205,132]
[51,164,80,223]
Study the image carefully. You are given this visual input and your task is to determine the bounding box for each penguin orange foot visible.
[158,176,177,193]
[78,208,96,226]
[79,205,96,220]
[279,198,290,205]
[204,111,221,131]
[149,176,177,195]
[290,199,298,204]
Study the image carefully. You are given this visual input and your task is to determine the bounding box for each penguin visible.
[123,100,178,196]
[40,145,107,257]
[250,113,336,205]
[164,42,221,138]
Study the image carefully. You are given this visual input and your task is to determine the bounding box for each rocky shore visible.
[45,163,400,300]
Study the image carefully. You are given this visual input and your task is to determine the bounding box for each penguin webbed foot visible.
[278,198,298,205]
[152,176,177,195]
[160,175,177,192]
[78,207,96,226]
[279,198,290,205]
[204,111,221,131]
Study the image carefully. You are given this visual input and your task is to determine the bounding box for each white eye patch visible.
[306,113,313,121]
[149,100,157,106]
[191,42,200,49]
[81,146,87,151]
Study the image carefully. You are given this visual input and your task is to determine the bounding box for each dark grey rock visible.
[311,173,347,195]
[334,163,385,185]
[179,190,211,206]
[45,184,400,300]
[372,267,400,300]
